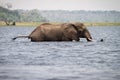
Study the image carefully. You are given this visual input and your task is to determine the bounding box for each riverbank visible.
[0,21,120,26]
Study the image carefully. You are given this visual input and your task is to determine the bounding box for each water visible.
[0,26,120,80]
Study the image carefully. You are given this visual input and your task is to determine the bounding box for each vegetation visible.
[0,21,120,26]
[41,10,120,22]
[0,6,48,26]
[18,9,49,22]
[0,6,20,25]
[84,22,120,26]
[0,6,120,26]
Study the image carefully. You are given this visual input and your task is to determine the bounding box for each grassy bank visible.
[84,22,120,26]
[0,21,120,27]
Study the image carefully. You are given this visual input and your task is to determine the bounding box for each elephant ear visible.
[73,22,86,31]
[63,23,79,41]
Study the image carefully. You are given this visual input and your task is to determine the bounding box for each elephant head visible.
[71,22,93,42]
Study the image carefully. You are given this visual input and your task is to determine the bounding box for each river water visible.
[0,26,120,80]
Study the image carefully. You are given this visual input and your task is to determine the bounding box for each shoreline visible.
[0,22,120,27]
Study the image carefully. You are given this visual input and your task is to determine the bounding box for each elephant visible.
[12,22,93,42]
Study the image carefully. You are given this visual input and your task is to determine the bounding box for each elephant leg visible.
[62,37,72,41]
[71,34,79,41]
[68,30,80,41]
[31,38,43,42]
[63,32,79,41]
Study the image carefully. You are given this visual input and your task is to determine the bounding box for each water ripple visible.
[0,26,120,80]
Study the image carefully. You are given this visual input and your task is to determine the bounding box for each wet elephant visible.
[72,22,93,41]
[12,22,93,42]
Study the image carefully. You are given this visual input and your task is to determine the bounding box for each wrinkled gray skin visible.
[13,22,92,42]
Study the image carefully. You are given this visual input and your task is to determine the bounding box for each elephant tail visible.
[12,36,30,40]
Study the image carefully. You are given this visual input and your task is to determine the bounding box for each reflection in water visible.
[0,26,120,80]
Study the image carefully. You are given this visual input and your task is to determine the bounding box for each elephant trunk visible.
[84,29,93,42]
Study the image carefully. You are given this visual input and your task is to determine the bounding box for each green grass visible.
[0,21,120,27]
